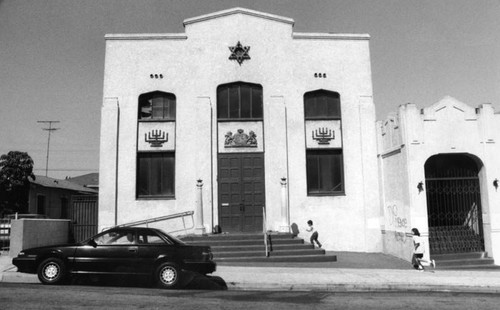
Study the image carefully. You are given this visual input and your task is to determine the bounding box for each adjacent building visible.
[28,175,98,219]
[378,97,500,261]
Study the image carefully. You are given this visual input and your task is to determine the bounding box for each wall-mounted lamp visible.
[494,179,499,191]
[417,181,424,194]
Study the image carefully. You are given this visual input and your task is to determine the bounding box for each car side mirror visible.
[88,238,98,248]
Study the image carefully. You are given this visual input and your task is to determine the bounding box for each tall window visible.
[304,90,344,195]
[217,82,263,120]
[138,91,176,120]
[306,149,344,194]
[137,152,175,198]
[137,91,176,198]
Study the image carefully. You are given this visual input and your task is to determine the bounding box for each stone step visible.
[435,264,500,270]
[182,233,295,242]
[214,248,325,258]
[215,254,337,264]
[430,241,484,254]
[182,232,333,264]
[186,238,305,247]
[434,256,493,266]
[432,252,487,261]
[210,243,314,253]
[431,252,496,269]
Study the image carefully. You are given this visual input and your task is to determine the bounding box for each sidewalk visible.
[2,251,500,293]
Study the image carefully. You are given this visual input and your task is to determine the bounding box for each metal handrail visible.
[104,211,195,235]
[263,206,270,257]
[464,202,479,234]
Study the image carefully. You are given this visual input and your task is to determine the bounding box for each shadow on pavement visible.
[69,271,227,290]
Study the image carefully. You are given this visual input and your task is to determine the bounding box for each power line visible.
[37,120,60,177]
[33,168,97,172]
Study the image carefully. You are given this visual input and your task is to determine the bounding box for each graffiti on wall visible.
[387,204,407,228]
[386,204,410,244]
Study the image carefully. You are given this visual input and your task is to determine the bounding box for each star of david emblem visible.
[228,41,251,65]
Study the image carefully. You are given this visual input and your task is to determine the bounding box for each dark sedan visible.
[12,227,216,289]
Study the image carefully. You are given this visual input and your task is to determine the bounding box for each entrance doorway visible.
[218,153,265,233]
[425,154,485,254]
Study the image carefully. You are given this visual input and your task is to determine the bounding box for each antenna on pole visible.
[37,121,60,177]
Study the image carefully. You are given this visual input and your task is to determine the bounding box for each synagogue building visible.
[99,8,500,263]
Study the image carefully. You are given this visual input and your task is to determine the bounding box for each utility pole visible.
[37,120,60,177]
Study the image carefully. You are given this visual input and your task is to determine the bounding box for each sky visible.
[0,0,499,179]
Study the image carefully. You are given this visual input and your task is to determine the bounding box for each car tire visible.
[155,263,180,289]
[37,257,67,285]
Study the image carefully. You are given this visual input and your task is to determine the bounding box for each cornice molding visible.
[293,33,370,40]
[105,33,187,41]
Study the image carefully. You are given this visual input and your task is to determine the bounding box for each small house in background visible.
[28,175,98,219]
[65,173,99,191]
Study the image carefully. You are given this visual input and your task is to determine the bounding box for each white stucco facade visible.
[99,7,500,260]
[99,8,381,252]
[378,97,500,261]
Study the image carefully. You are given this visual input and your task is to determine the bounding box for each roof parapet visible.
[105,33,187,41]
[183,7,294,27]
[293,33,370,40]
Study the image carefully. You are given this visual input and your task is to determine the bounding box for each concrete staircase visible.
[429,225,484,254]
[428,225,497,269]
[432,252,498,270]
[182,232,337,264]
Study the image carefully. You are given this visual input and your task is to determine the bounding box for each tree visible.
[0,151,35,216]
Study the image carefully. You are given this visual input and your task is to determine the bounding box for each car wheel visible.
[37,258,67,285]
[156,263,180,289]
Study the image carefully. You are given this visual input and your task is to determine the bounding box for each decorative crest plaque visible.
[225,129,257,147]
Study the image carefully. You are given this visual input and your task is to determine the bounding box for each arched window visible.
[138,91,176,120]
[304,90,340,120]
[217,82,263,120]
[304,90,344,195]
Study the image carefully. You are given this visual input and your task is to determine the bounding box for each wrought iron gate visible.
[71,195,98,242]
[425,154,485,254]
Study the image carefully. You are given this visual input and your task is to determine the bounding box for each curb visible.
[3,270,500,294]
[224,281,500,294]
[3,269,500,294]
[1,271,38,284]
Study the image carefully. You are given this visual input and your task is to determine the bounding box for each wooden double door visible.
[218,153,265,233]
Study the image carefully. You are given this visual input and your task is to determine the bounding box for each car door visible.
[135,230,177,274]
[72,229,139,275]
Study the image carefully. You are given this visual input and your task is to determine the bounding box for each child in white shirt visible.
[412,228,436,271]
[306,220,322,248]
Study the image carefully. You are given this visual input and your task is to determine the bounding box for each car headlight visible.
[18,251,25,256]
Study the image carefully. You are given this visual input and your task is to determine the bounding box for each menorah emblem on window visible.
[145,129,168,147]
[312,127,335,145]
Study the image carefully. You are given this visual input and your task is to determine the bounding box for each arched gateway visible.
[425,154,485,254]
